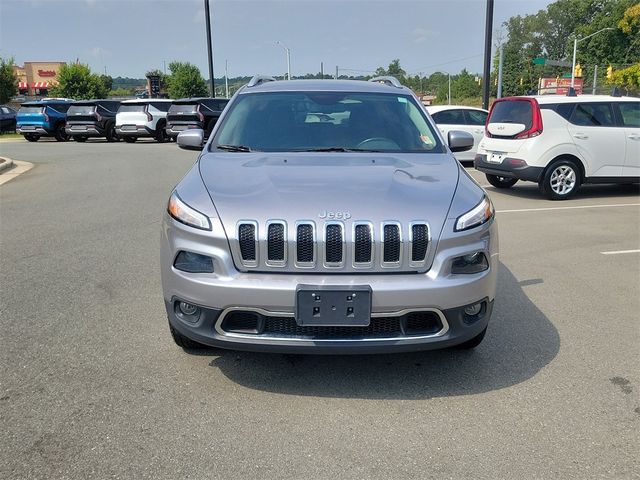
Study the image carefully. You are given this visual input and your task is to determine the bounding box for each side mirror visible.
[447,130,474,152]
[177,129,204,151]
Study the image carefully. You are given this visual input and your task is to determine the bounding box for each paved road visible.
[1,139,638,479]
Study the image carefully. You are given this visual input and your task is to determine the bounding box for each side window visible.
[618,102,640,128]
[431,109,465,124]
[466,109,487,126]
[570,103,614,127]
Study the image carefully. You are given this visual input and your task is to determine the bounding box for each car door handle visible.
[628,134,640,140]
[573,133,588,140]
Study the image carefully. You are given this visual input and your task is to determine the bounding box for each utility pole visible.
[335,66,338,80]
[225,60,229,98]
[592,65,598,95]
[497,44,504,99]
[482,0,494,109]
[204,0,215,97]
[321,62,324,79]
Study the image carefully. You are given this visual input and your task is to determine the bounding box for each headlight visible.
[167,191,211,230]
[455,194,494,232]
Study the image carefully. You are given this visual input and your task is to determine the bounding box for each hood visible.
[199,152,459,233]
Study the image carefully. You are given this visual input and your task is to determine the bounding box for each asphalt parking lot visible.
[1,139,638,479]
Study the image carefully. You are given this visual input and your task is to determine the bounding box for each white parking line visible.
[601,249,640,255]
[497,203,640,214]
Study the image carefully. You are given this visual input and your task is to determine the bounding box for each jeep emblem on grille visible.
[319,210,351,220]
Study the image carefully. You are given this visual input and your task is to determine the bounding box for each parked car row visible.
[15,97,230,143]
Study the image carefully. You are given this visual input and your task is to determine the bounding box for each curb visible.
[0,157,15,173]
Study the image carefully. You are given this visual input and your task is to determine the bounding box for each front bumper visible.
[161,214,499,353]
[474,154,544,182]
[116,125,154,137]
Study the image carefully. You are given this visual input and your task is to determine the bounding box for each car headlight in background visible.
[455,194,494,232]
[167,191,211,230]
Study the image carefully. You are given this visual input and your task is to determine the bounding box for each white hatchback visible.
[115,99,174,143]
[475,94,639,199]
[426,105,488,164]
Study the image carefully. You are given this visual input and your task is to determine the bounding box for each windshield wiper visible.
[297,147,381,152]
[216,144,252,152]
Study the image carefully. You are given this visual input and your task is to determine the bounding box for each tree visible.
[607,63,640,94]
[50,63,109,99]
[98,74,113,92]
[166,62,208,98]
[0,57,18,104]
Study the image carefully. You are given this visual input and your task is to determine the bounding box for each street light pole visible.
[570,27,613,89]
[204,0,215,97]
[448,73,451,105]
[276,41,291,80]
[225,60,229,98]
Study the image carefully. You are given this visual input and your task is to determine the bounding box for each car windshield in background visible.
[68,106,95,115]
[119,105,146,113]
[169,104,197,113]
[489,100,533,129]
[20,106,43,114]
[213,92,444,153]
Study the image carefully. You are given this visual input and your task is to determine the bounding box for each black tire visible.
[54,123,69,142]
[539,158,581,200]
[155,122,168,143]
[486,174,518,189]
[25,134,39,142]
[123,136,137,143]
[74,136,88,143]
[455,327,487,350]
[169,323,208,350]
[106,123,117,143]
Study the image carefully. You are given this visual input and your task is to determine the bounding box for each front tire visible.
[539,158,581,200]
[24,134,39,142]
[155,122,168,143]
[169,322,209,350]
[486,174,518,189]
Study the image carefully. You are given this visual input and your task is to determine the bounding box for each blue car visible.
[16,100,74,142]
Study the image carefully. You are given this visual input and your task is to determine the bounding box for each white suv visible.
[475,95,640,199]
[115,99,174,143]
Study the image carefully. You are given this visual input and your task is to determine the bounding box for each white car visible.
[474,94,640,199]
[426,105,488,163]
[115,99,174,143]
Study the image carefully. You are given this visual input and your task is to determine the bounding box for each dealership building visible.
[13,61,66,96]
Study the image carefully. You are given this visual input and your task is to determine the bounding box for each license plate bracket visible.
[296,285,372,327]
[488,151,506,164]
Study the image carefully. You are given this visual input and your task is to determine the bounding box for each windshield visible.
[119,104,146,113]
[68,106,96,115]
[212,92,443,153]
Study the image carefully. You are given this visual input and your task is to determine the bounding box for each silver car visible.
[161,76,498,354]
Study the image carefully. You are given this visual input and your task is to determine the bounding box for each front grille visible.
[325,224,343,263]
[411,224,429,262]
[267,223,285,261]
[383,224,401,263]
[218,310,444,340]
[354,224,372,263]
[235,220,430,272]
[238,224,256,261]
[297,224,314,263]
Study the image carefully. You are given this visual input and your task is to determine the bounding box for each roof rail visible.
[247,75,276,88]
[368,76,403,88]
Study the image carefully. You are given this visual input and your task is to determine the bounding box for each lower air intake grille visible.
[264,316,402,338]
[238,224,256,261]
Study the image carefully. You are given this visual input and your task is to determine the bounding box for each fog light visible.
[464,303,482,316]
[179,301,199,316]
[451,252,489,274]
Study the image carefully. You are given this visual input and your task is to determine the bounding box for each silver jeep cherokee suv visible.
[161,76,498,354]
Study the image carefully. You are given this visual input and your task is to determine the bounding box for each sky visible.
[0,0,552,80]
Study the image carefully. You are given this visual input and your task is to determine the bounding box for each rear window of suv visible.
[68,106,96,115]
[119,104,146,113]
[20,106,43,113]
[169,104,197,113]
[488,100,533,130]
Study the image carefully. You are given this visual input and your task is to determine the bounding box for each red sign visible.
[539,77,583,95]
[38,70,56,77]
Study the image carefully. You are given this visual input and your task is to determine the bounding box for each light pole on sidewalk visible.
[571,27,613,89]
[276,41,291,80]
